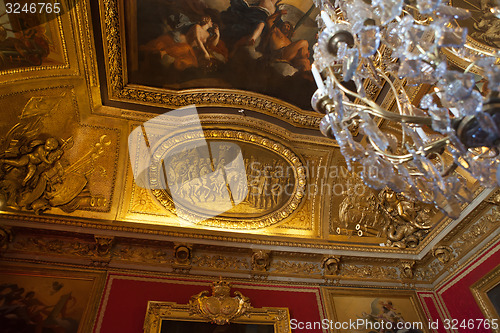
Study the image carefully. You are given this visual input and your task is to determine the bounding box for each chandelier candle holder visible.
[310,0,500,218]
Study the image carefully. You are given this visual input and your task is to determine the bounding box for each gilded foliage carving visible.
[12,237,96,257]
[113,245,171,263]
[191,254,249,270]
[341,264,399,280]
[272,260,322,275]
[452,207,500,256]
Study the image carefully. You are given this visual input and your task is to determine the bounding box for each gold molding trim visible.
[149,129,307,229]
[143,280,291,333]
[471,264,500,332]
[98,0,321,128]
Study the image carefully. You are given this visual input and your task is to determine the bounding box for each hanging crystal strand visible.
[310,0,500,218]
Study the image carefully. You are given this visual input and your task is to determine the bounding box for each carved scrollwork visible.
[252,250,270,272]
[188,279,251,325]
[144,280,290,333]
[0,225,13,251]
[400,261,416,280]
[322,256,341,276]
[432,245,453,264]
[94,236,114,257]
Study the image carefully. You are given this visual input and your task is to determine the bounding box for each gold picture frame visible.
[471,264,500,333]
[96,0,321,128]
[143,279,291,333]
[321,287,429,333]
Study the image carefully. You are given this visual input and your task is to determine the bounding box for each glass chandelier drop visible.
[310,0,500,218]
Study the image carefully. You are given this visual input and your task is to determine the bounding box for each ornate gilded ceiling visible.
[0,0,498,288]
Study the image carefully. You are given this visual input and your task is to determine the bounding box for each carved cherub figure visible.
[1,138,59,186]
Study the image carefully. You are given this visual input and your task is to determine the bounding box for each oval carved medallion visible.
[148,130,306,229]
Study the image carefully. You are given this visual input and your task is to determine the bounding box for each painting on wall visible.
[124,0,320,110]
[0,0,65,71]
[0,267,104,333]
[322,288,429,333]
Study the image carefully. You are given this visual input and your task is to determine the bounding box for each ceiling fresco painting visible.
[126,0,319,110]
[0,0,66,71]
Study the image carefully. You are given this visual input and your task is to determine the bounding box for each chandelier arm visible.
[369,136,450,163]
[401,8,432,24]
[376,69,404,116]
[376,69,409,148]
[328,67,433,125]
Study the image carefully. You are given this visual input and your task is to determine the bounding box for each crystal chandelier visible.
[310,0,500,218]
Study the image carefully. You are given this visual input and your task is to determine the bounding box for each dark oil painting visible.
[0,272,94,333]
[125,0,320,110]
[160,320,275,333]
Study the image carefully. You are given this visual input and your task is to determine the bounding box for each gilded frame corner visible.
[471,264,500,333]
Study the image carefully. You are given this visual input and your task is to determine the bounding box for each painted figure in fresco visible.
[260,9,311,72]
[358,299,424,333]
[0,24,50,70]
[220,0,281,50]
[140,15,227,71]
[0,283,79,333]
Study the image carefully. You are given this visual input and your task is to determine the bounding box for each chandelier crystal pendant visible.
[310,0,500,218]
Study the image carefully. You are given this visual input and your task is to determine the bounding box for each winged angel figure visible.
[0,96,110,214]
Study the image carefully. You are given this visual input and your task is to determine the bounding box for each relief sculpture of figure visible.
[378,188,433,248]
[471,0,500,48]
[0,137,68,212]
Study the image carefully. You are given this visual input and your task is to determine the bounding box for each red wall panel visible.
[94,274,326,333]
[437,241,500,333]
